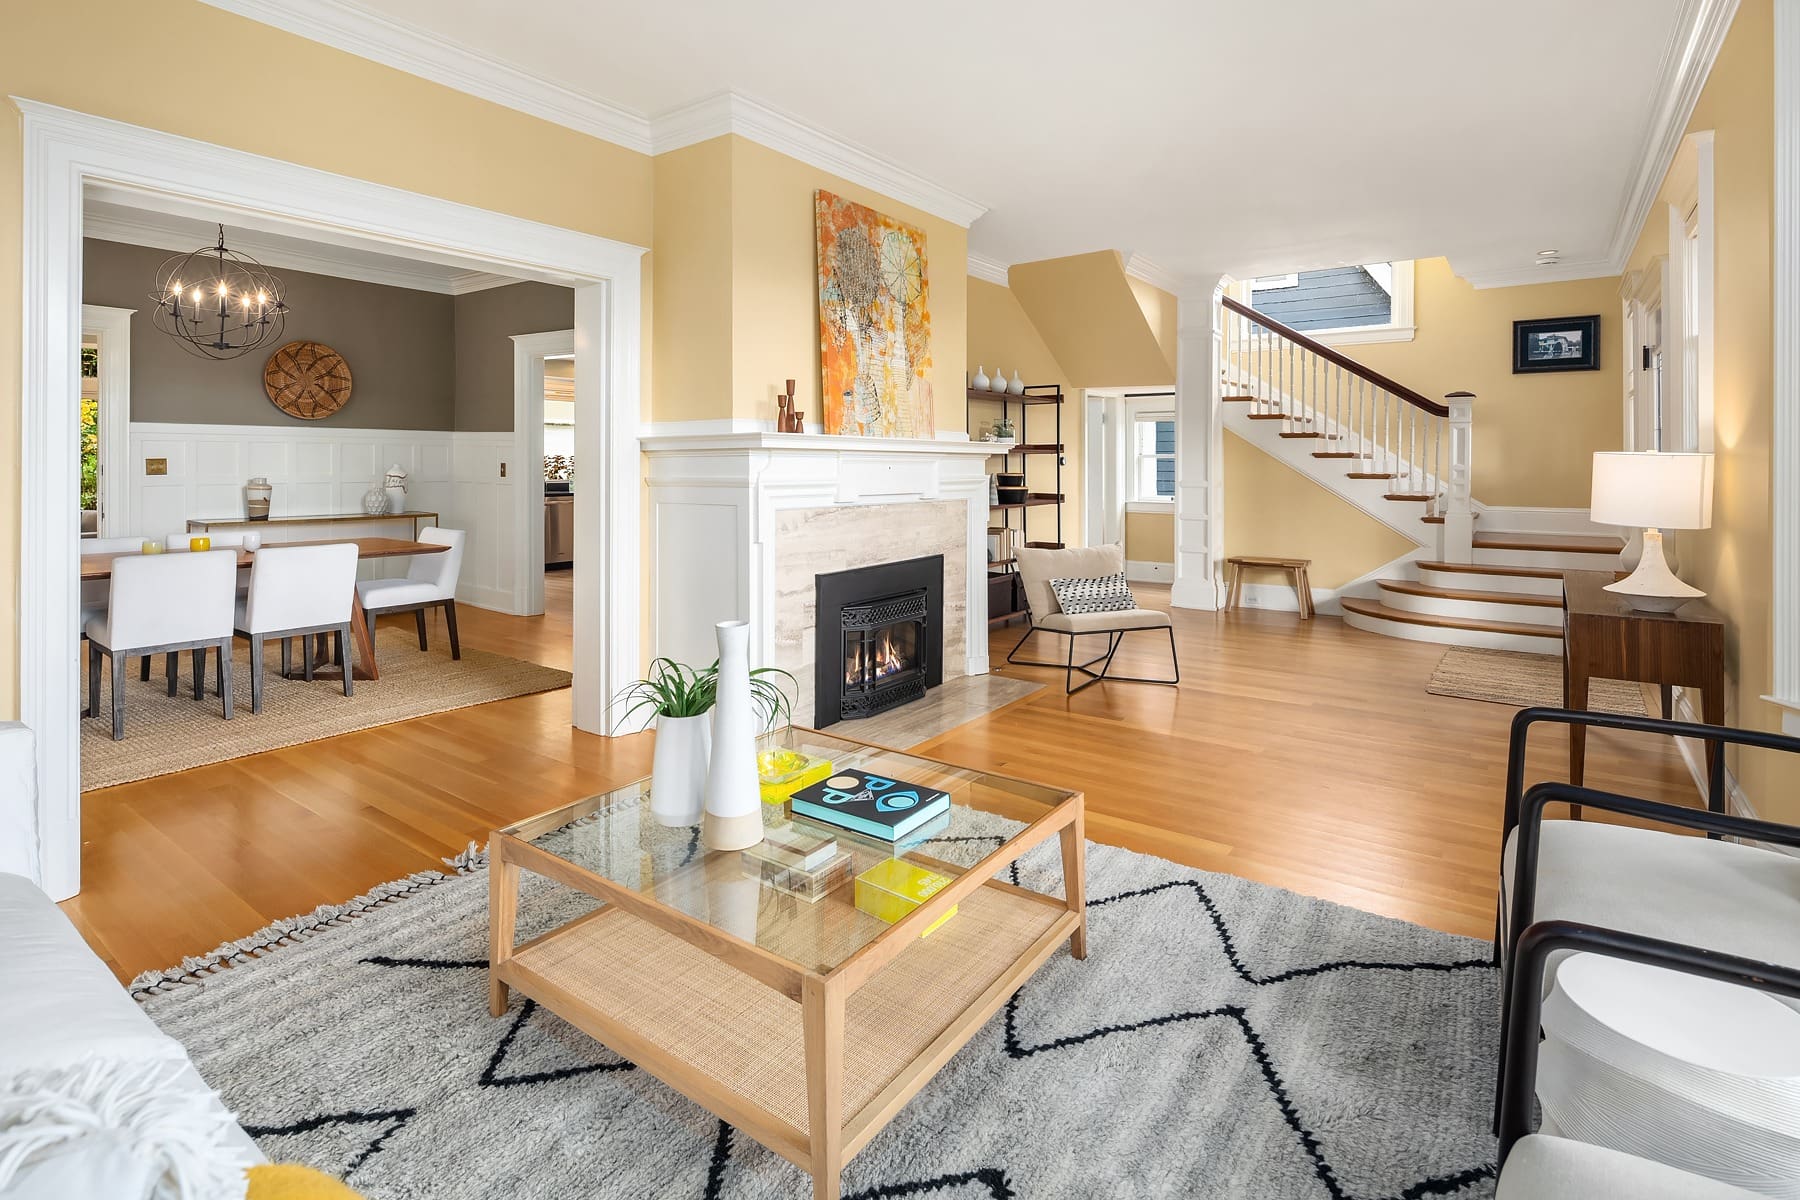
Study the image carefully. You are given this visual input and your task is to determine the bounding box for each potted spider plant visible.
[617,653,795,829]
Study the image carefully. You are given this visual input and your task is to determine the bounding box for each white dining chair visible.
[235,543,359,714]
[83,549,237,739]
[356,527,465,669]
[79,536,147,718]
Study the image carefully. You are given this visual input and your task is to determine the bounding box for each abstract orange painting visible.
[815,190,932,437]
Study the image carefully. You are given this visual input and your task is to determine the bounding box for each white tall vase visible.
[702,620,763,851]
[649,712,711,826]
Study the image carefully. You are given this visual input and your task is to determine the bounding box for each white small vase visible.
[1008,371,1026,395]
[385,485,407,515]
[990,368,1010,393]
[650,712,712,826]
[972,365,990,391]
[702,620,764,851]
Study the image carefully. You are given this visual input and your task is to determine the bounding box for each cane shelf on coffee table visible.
[487,727,1086,1200]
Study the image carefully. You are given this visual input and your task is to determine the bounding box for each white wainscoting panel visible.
[124,422,519,613]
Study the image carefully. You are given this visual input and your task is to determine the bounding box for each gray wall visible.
[84,238,457,429]
[452,283,575,432]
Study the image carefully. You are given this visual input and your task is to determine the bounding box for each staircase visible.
[1218,294,1622,652]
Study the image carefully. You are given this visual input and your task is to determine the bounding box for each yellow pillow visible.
[246,1164,365,1200]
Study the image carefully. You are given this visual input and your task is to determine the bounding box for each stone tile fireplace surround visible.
[640,431,994,727]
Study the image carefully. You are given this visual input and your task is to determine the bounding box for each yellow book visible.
[855,858,958,938]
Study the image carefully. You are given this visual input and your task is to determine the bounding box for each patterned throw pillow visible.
[1049,573,1136,615]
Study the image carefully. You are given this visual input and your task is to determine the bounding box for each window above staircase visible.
[1243,261,1416,346]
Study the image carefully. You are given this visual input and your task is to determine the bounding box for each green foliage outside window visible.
[80,397,99,512]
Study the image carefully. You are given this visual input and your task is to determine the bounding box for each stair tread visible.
[1346,471,1395,478]
[1340,597,1562,638]
[1313,452,1361,459]
[1245,413,1305,421]
[1383,492,1434,501]
[1222,395,1259,402]
[1417,559,1565,580]
[1375,579,1562,607]
[1474,531,1623,555]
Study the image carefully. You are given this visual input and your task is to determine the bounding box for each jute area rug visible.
[137,819,1500,1199]
[1426,646,1649,717]
[81,626,570,791]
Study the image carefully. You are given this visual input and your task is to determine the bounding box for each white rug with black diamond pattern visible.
[135,819,1499,1199]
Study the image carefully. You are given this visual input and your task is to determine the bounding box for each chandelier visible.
[148,225,289,360]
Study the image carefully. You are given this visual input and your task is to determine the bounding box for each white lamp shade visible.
[1591,451,1714,530]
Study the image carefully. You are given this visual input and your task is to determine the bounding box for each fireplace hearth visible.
[815,556,944,727]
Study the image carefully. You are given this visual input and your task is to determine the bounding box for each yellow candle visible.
[190,536,211,552]
[141,540,163,555]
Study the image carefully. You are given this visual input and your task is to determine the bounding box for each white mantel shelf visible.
[638,430,1000,456]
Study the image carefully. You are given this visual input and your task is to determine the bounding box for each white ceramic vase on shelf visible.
[1008,371,1026,395]
[702,620,763,851]
[649,711,712,826]
[972,365,991,391]
[990,367,1009,393]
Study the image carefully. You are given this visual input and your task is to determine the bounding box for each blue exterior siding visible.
[1251,266,1392,331]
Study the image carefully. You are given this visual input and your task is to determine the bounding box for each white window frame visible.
[1127,402,1176,510]
[1249,272,1298,291]
[1313,259,1416,346]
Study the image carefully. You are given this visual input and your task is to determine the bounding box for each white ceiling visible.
[205,0,1714,289]
[82,189,529,294]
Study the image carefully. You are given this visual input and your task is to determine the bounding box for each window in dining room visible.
[80,342,99,535]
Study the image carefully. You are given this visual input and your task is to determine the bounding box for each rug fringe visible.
[128,868,453,1001]
[443,841,489,873]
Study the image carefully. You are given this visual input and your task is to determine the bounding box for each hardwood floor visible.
[61,575,1695,981]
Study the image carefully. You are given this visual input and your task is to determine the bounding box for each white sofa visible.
[0,872,260,1199]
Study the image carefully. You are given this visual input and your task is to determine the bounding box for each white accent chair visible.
[355,526,464,670]
[83,550,237,740]
[1008,544,1178,694]
[1498,1135,1756,1199]
[234,542,358,713]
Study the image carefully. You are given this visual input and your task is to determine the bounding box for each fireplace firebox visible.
[815,556,944,727]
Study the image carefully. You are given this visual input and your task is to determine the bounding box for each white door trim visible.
[17,98,644,899]
[80,304,133,536]
[511,329,574,616]
[1772,0,1800,730]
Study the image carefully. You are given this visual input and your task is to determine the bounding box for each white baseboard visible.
[1669,686,1759,823]
[1478,506,1610,536]
[457,582,518,615]
[1126,560,1173,583]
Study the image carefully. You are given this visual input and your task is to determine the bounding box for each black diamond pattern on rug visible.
[242,1108,416,1182]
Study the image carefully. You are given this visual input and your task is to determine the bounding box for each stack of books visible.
[741,823,851,903]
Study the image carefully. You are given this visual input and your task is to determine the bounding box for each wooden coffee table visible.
[487,727,1086,1200]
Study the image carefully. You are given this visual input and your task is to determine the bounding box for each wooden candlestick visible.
[776,378,799,432]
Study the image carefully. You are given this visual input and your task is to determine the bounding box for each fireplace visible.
[815,555,944,727]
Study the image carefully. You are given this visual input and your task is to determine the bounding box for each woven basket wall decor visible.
[263,341,352,420]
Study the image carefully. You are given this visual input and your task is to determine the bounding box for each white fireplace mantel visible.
[642,426,995,704]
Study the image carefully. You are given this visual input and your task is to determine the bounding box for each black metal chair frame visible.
[1005,595,1179,695]
[1499,919,1800,1171]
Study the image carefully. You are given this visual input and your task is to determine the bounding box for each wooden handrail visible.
[1220,295,1449,417]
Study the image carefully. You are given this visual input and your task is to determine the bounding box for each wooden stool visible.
[1224,556,1314,619]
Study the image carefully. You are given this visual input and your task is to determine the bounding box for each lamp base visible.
[1603,528,1704,613]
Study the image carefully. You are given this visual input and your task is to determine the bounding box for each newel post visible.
[1441,391,1476,563]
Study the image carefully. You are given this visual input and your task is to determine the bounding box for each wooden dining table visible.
[80,536,449,683]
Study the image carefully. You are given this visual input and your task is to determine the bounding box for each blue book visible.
[790,769,952,842]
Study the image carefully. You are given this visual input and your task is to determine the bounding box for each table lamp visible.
[1590,451,1714,612]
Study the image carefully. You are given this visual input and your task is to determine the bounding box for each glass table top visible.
[497,727,1077,974]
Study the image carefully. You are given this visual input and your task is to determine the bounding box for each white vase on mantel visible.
[649,711,712,827]
[972,365,991,392]
[701,620,763,851]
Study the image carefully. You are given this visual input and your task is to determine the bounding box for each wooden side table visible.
[1225,556,1314,619]
[1561,569,1726,816]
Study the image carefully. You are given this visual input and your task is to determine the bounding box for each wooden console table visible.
[1561,569,1726,815]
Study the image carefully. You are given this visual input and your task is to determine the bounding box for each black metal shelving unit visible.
[966,383,1065,625]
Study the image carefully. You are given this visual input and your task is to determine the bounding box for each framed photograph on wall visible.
[1513,315,1600,373]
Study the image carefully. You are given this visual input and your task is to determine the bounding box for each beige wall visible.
[650,139,735,423]
[1128,276,1179,377]
[1347,258,1623,508]
[1009,252,1176,388]
[727,138,967,433]
[967,277,1083,547]
[1223,431,1416,588]
[1623,0,1787,818]
[1125,511,1174,563]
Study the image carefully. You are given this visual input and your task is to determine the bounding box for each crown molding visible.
[1605,0,1740,270]
[196,0,987,227]
[648,92,988,227]
[1455,0,1736,290]
[198,0,654,153]
[966,252,1010,286]
[82,207,515,295]
[1123,253,1182,294]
